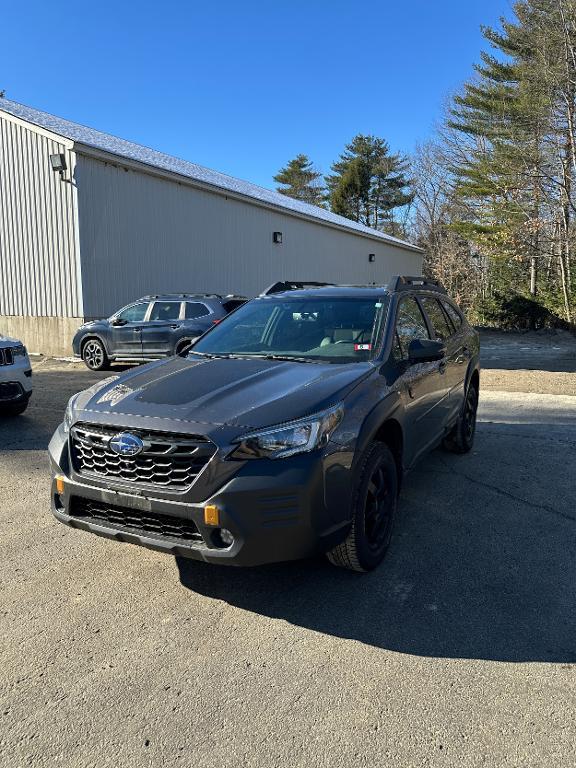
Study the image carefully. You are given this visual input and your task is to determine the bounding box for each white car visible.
[0,335,33,415]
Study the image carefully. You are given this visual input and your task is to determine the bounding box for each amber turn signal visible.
[204,504,220,526]
[55,476,65,495]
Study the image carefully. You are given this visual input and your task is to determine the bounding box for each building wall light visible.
[49,153,68,181]
[273,231,283,244]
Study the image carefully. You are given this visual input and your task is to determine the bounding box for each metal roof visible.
[0,98,422,253]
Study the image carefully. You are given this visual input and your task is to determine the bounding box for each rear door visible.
[390,295,446,465]
[440,298,470,414]
[109,301,150,356]
[140,300,183,356]
[419,295,465,422]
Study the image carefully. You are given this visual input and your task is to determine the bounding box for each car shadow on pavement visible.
[177,422,576,664]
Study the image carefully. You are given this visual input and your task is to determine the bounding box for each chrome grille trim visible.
[70,423,216,490]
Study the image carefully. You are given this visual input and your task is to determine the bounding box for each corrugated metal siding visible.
[0,98,419,253]
[0,115,82,317]
[77,156,422,317]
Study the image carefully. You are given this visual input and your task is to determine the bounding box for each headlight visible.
[62,376,119,434]
[11,344,27,357]
[230,404,343,460]
[63,394,78,435]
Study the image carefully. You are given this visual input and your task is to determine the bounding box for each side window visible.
[149,301,182,321]
[185,302,210,319]
[394,297,431,360]
[442,300,463,330]
[116,302,149,323]
[420,297,453,341]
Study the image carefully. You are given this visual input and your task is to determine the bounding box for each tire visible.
[327,442,399,572]
[1,400,29,416]
[443,382,479,454]
[82,338,109,371]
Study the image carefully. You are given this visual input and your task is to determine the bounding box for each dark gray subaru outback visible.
[49,277,480,572]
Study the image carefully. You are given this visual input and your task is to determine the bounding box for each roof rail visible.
[389,275,447,294]
[260,281,336,296]
[141,293,224,300]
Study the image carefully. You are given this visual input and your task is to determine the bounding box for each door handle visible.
[456,347,471,364]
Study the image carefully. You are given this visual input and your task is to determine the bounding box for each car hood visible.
[75,356,374,430]
[0,334,23,348]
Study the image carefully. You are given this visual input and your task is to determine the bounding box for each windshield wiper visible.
[187,351,243,360]
[249,354,317,363]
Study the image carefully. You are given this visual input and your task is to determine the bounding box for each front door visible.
[140,300,183,357]
[109,301,150,356]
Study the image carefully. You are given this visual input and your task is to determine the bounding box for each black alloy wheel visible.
[327,442,399,572]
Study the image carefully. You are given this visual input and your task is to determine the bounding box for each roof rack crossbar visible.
[389,276,447,294]
[260,281,336,296]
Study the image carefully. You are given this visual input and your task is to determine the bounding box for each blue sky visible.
[1,0,514,189]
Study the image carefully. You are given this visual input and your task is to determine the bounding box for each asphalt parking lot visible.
[1,334,575,767]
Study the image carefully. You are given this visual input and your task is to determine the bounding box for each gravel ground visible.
[1,338,575,768]
[480,329,576,394]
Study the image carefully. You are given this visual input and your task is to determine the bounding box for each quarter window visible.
[150,301,182,321]
[420,297,453,341]
[184,302,210,319]
[394,297,431,360]
[115,302,149,323]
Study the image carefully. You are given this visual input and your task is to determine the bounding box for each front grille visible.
[0,348,14,366]
[70,423,216,490]
[69,497,203,543]
[0,382,23,401]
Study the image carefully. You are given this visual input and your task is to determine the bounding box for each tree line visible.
[274,0,576,329]
[273,138,413,239]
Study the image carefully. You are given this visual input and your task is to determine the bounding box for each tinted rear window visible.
[150,301,182,321]
[442,300,463,330]
[185,302,210,319]
[420,297,454,341]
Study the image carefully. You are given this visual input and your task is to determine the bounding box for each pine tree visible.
[326,135,413,232]
[273,154,325,207]
[447,0,576,320]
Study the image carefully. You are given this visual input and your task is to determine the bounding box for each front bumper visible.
[0,355,32,403]
[49,423,353,566]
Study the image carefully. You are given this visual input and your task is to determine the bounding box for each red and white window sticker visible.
[354,343,372,351]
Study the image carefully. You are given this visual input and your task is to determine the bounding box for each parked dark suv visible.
[50,277,480,572]
[72,294,247,370]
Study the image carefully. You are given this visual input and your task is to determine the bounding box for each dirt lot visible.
[1,334,575,767]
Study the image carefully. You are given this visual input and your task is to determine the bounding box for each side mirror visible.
[111,318,127,327]
[408,338,445,364]
[177,338,199,357]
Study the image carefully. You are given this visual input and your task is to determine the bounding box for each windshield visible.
[191,296,389,363]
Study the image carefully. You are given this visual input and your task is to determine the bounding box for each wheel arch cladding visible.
[373,418,404,487]
[468,366,480,392]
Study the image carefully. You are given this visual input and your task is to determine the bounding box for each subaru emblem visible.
[109,432,144,457]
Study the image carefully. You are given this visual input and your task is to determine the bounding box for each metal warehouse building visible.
[0,99,423,356]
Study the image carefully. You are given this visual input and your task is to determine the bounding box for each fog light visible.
[204,504,220,526]
[220,528,234,546]
[55,476,65,495]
